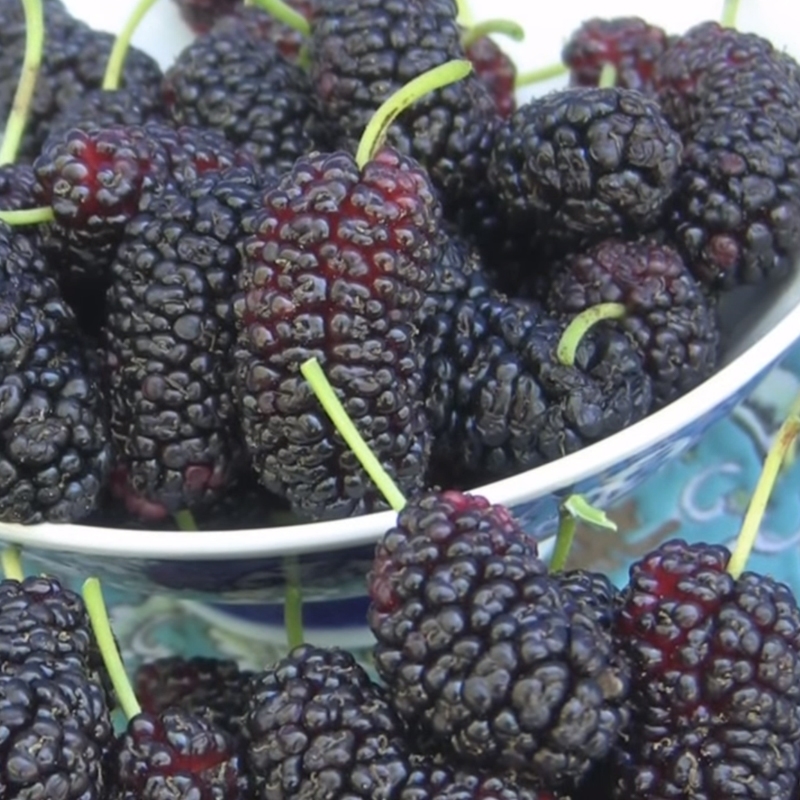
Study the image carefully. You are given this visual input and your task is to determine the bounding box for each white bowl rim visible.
[1,295,798,561]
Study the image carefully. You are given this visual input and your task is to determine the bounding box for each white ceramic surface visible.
[1,0,799,567]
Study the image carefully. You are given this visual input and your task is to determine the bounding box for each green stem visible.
[1,546,24,582]
[0,0,44,166]
[251,0,310,37]
[721,0,741,28]
[550,495,616,572]
[283,556,304,650]
[515,62,569,88]
[0,206,55,225]
[556,303,627,367]
[598,63,617,89]
[355,59,472,169]
[173,509,198,531]
[82,578,142,720]
[727,411,800,579]
[461,19,525,50]
[550,511,576,573]
[102,0,162,90]
[300,357,407,511]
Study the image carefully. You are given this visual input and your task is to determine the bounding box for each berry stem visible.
[550,495,616,572]
[721,0,741,28]
[1,546,24,582]
[82,577,142,720]
[515,62,569,88]
[300,357,407,511]
[461,19,525,50]
[102,0,162,91]
[0,0,44,166]
[173,509,198,531]
[727,408,800,579]
[0,206,56,225]
[250,0,310,37]
[355,59,473,169]
[283,555,304,650]
[598,63,617,89]
[556,302,627,367]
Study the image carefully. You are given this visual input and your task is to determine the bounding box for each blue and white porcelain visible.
[1,0,800,605]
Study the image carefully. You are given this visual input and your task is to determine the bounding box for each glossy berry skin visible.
[42,87,165,150]
[0,225,111,524]
[547,238,720,407]
[111,709,250,800]
[106,166,264,521]
[369,491,630,790]
[0,164,37,210]
[489,87,682,246]
[309,0,499,223]
[563,16,669,94]
[423,292,653,485]
[0,576,103,676]
[614,539,800,800]
[233,148,438,520]
[244,644,411,800]
[400,760,555,800]
[653,22,800,135]
[34,125,168,280]
[669,109,800,289]
[0,658,114,800]
[163,15,318,177]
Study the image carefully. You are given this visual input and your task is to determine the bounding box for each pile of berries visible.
[0,0,795,538]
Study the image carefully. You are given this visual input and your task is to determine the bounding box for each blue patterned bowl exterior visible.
[17,351,778,605]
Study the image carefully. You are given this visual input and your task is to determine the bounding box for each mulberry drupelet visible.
[488,87,683,247]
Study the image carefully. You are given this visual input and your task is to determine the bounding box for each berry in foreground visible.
[111,708,250,800]
[233,148,437,520]
[0,657,114,800]
[488,87,683,247]
[401,760,555,800]
[369,490,629,790]
[0,576,105,678]
[614,539,800,800]
[244,644,412,800]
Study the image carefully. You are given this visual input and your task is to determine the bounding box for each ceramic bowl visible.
[1,0,799,602]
